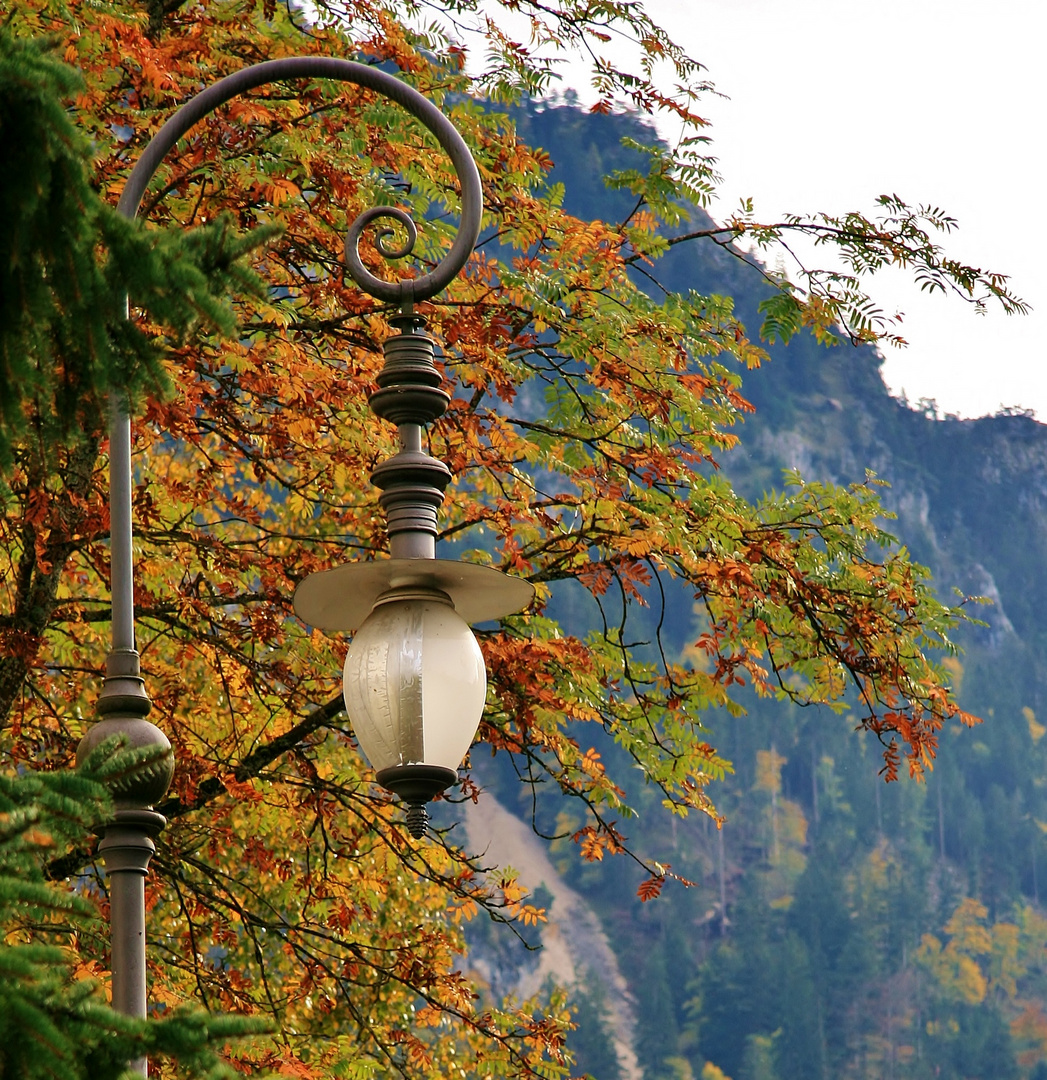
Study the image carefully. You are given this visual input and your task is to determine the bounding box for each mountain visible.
[469,99,1047,1080]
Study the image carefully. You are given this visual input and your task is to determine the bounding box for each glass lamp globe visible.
[343,587,486,836]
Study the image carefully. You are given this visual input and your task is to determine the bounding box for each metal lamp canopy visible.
[293,558,534,631]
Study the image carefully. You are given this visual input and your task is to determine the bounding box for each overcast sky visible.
[558,0,1044,419]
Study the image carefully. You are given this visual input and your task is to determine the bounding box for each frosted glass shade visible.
[342,592,487,775]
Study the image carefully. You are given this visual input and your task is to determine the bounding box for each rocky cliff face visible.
[519,100,1047,719]
[461,794,642,1080]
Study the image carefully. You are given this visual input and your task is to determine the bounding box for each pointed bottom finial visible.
[406,803,429,839]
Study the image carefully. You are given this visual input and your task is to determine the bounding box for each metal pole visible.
[108,395,136,656]
[100,812,166,1075]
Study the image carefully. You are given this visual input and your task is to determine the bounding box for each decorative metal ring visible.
[118,57,483,306]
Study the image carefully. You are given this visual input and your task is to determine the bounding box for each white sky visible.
[554,0,1045,419]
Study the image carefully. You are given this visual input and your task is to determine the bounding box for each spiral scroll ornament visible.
[344,206,420,304]
[117,57,483,309]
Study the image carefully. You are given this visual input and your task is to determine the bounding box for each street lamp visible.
[75,58,533,1073]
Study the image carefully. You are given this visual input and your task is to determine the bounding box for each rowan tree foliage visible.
[0,0,1020,1076]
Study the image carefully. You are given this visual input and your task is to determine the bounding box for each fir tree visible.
[0,27,276,472]
[0,744,264,1079]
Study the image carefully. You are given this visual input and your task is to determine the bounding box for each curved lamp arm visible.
[106,57,484,660]
[117,57,483,304]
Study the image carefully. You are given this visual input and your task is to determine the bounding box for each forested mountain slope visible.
[481,98,1047,1080]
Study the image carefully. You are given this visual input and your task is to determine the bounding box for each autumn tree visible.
[0,0,1021,1076]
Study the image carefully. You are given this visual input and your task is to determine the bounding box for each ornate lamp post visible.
[75,58,532,1074]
